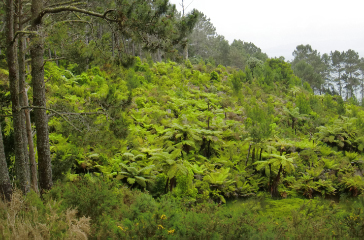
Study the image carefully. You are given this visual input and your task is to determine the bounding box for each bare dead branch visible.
[21,106,82,132]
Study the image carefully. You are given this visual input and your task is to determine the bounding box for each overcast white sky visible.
[169,0,364,61]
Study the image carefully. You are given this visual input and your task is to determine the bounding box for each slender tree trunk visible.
[361,77,364,103]
[23,89,39,193]
[18,0,38,194]
[31,0,53,191]
[17,0,29,170]
[246,143,251,166]
[112,32,114,57]
[338,72,342,97]
[54,50,58,66]
[0,124,12,201]
[6,0,30,194]
[183,42,188,60]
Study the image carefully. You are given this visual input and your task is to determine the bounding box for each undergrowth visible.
[1,178,361,239]
[0,190,90,240]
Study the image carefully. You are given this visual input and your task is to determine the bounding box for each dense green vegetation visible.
[2,0,364,239]
[32,59,364,201]
[3,57,364,238]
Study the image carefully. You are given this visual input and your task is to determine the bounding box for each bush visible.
[45,178,124,238]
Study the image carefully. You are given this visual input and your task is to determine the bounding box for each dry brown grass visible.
[0,190,90,240]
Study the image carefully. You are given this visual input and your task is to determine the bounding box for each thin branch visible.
[55,19,92,29]
[25,57,66,63]
[72,11,82,20]
[48,111,107,118]
[44,57,66,62]
[56,112,107,116]
[20,106,82,132]
[12,30,38,43]
[185,0,195,12]
[37,7,118,23]
[21,16,31,25]
[47,0,84,8]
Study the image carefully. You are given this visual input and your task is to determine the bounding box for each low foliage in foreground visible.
[2,178,363,239]
[0,190,90,240]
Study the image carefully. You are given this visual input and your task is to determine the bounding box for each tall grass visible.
[0,190,90,240]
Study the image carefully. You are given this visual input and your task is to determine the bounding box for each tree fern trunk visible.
[269,163,272,188]
[246,143,252,166]
[271,164,283,198]
[260,148,263,160]
[252,147,255,163]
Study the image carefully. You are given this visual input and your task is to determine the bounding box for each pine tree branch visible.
[36,6,117,23]
[12,30,38,43]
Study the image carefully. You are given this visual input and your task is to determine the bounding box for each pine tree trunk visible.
[31,0,53,191]
[338,73,342,97]
[23,89,39,193]
[0,124,12,201]
[19,41,31,192]
[183,42,188,60]
[18,0,38,193]
[6,0,30,194]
